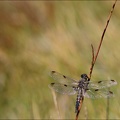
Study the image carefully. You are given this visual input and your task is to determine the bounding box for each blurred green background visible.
[0,1,120,119]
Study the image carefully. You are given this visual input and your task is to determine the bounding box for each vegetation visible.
[0,1,119,119]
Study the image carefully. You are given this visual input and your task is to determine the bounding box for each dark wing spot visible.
[51,83,55,86]
[51,71,55,74]
[98,81,102,83]
[64,84,67,87]
[111,79,115,82]
[109,91,113,94]
[63,75,66,78]
[95,89,99,91]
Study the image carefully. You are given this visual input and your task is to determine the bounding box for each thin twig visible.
[89,44,95,79]
[51,90,61,119]
[76,0,117,120]
[84,106,88,120]
[106,87,110,120]
[89,0,117,80]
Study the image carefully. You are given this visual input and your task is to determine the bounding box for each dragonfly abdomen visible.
[75,90,83,113]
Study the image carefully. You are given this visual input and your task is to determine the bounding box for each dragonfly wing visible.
[49,83,77,95]
[88,80,117,89]
[84,88,114,99]
[50,71,78,86]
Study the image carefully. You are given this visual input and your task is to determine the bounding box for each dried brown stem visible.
[89,0,117,80]
[76,0,117,120]
[89,44,95,79]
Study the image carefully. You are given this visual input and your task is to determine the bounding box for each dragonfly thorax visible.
[78,74,89,89]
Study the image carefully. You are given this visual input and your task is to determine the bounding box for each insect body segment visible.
[75,88,84,113]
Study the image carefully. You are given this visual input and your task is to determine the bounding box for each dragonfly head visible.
[81,74,88,80]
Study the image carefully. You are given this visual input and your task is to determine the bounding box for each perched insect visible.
[49,71,117,113]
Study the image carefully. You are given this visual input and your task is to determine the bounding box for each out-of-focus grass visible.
[0,1,120,119]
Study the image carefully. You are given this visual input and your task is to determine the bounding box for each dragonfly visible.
[49,71,117,113]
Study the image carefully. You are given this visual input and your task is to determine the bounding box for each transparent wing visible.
[88,80,117,89]
[48,82,77,95]
[50,71,78,86]
[84,88,114,99]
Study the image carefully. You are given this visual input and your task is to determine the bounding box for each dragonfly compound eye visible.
[81,74,88,79]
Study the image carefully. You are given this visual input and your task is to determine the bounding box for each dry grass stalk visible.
[76,0,117,119]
